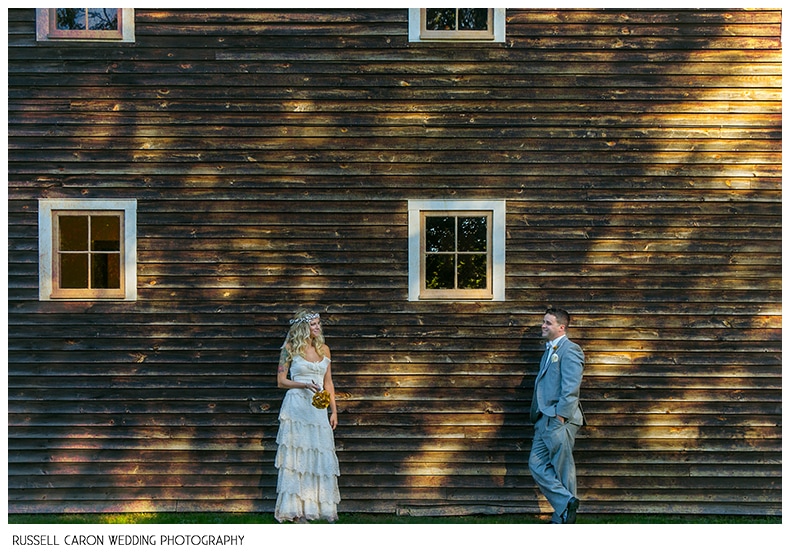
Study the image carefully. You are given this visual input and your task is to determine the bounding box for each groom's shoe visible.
[563,497,580,524]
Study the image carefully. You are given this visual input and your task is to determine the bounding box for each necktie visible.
[531,346,551,423]
[542,343,552,370]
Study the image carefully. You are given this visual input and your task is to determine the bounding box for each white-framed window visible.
[39,199,137,301]
[408,200,505,301]
[408,8,506,43]
[36,8,135,43]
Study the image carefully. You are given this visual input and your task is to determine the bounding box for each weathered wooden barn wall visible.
[8,8,781,516]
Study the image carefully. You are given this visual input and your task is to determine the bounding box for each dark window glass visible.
[91,215,121,251]
[59,216,89,251]
[426,216,455,252]
[458,254,487,289]
[60,253,89,289]
[92,253,121,289]
[425,9,456,31]
[425,254,455,290]
[458,9,488,30]
[458,216,487,252]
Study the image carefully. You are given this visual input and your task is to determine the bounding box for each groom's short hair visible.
[546,307,570,328]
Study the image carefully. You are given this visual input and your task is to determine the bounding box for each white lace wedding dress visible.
[274,355,340,522]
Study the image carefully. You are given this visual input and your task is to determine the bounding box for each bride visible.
[274,309,340,523]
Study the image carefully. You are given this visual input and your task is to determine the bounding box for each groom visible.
[529,307,585,524]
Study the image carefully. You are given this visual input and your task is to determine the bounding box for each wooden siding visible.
[7,8,781,516]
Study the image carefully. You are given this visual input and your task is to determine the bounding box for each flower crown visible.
[289,312,320,325]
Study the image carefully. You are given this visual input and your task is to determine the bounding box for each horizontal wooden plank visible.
[9,151,784,170]
[7,359,782,380]
[6,485,781,505]
[7,136,785,156]
[9,164,783,182]
[6,423,782,442]
[7,58,785,80]
[9,398,781,418]
[139,9,405,25]
[8,473,780,493]
[8,122,783,141]
[48,70,790,99]
[9,37,783,63]
[504,9,783,25]
[9,499,779,516]
[7,109,783,128]
[4,309,783,329]
[7,349,782,369]
[7,371,783,390]
[7,434,782,451]
[6,321,781,343]
[7,447,780,467]
[8,460,781,479]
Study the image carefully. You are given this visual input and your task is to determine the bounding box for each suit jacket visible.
[530,336,585,425]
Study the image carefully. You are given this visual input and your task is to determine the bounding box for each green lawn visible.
[7,513,781,524]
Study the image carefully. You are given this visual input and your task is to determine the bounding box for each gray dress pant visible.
[529,413,580,523]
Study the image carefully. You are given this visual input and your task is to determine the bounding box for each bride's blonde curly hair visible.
[282,309,325,360]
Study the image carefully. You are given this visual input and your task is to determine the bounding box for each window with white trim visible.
[39,199,137,301]
[36,8,135,43]
[408,200,505,301]
[409,8,506,43]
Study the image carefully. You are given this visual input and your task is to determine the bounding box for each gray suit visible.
[529,336,584,522]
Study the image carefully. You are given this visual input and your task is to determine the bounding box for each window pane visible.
[91,215,121,251]
[56,8,85,30]
[458,216,487,252]
[59,216,89,251]
[458,254,487,289]
[425,8,456,30]
[425,254,455,289]
[92,253,121,289]
[458,9,488,30]
[88,8,118,31]
[426,216,455,252]
[61,253,89,288]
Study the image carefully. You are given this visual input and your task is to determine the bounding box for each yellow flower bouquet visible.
[312,389,331,409]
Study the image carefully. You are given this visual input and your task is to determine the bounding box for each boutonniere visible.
[551,345,559,363]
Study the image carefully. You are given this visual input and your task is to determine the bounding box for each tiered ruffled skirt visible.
[274,389,340,522]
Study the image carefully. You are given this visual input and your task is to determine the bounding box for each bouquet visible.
[312,389,331,409]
